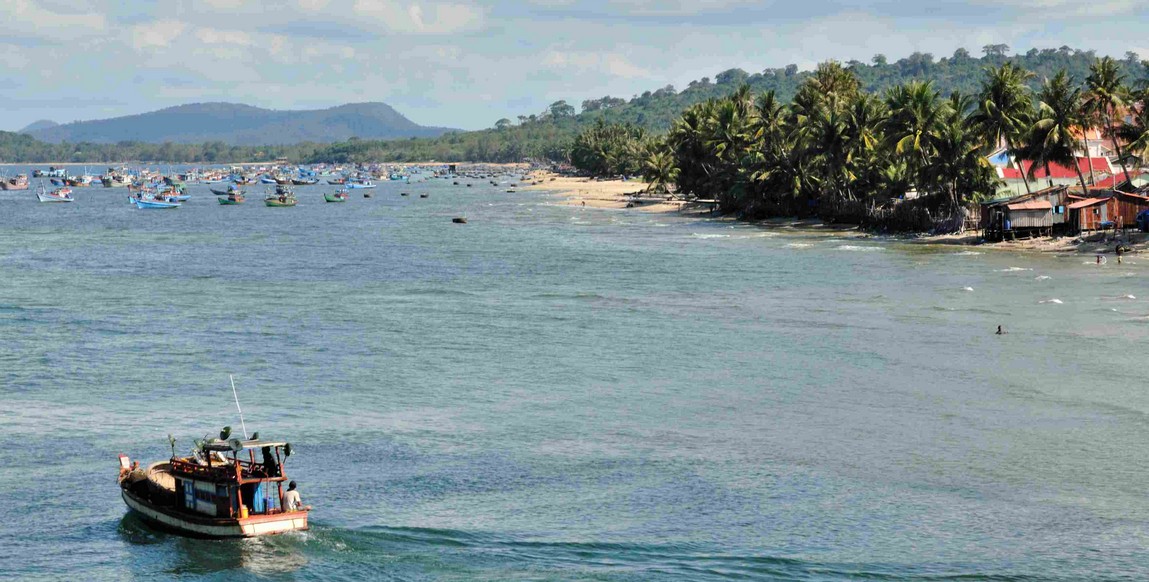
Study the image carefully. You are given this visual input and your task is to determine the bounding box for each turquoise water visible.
[3,175,1149,580]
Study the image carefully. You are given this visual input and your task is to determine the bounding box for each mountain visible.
[24,102,457,146]
[19,120,58,133]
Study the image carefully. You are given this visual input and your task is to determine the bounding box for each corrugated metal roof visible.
[1007,199,1053,211]
[1067,197,1108,210]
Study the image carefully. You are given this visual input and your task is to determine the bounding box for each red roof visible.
[1092,171,1142,189]
[999,157,1115,180]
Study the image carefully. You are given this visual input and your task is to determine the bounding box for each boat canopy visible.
[203,439,287,452]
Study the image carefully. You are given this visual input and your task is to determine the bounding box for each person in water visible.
[995,325,1004,335]
[1116,244,1124,264]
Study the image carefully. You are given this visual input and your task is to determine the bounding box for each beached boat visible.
[36,185,74,203]
[118,436,309,538]
[2,174,30,190]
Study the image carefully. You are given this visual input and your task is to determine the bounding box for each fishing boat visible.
[265,185,297,207]
[134,197,181,209]
[35,184,74,203]
[118,431,309,538]
[1,174,30,190]
[292,178,319,186]
[323,189,348,203]
[346,180,376,190]
[326,178,346,185]
[218,190,245,205]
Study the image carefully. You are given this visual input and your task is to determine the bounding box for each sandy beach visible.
[522,172,697,213]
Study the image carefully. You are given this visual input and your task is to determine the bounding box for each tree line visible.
[570,56,1149,232]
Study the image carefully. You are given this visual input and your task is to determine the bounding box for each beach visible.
[523,172,694,213]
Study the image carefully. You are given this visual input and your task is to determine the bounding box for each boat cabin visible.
[169,439,293,519]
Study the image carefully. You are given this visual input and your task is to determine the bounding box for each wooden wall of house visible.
[1112,194,1149,228]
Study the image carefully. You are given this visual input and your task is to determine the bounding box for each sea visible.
[2,168,1149,580]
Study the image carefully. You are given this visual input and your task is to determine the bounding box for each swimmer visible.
[995,325,1004,335]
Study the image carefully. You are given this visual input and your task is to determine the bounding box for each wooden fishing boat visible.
[326,178,346,185]
[134,197,181,209]
[118,435,310,538]
[1,174,30,190]
[292,178,319,186]
[346,181,376,189]
[210,188,234,196]
[36,185,74,203]
[323,190,348,203]
[218,192,245,205]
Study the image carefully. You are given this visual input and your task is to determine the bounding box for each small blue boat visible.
[134,198,181,209]
[259,176,278,184]
[346,181,377,189]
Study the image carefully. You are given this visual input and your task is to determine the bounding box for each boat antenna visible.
[230,374,249,439]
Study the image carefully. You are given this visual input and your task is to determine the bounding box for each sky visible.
[3,0,1149,133]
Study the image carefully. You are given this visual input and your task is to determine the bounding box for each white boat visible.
[35,184,74,203]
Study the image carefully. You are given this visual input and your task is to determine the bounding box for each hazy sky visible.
[4,0,1148,132]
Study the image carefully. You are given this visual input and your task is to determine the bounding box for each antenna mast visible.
[230,374,249,439]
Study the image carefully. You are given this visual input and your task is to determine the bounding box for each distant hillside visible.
[26,102,457,146]
[19,120,58,133]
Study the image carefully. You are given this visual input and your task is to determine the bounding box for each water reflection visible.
[118,513,308,576]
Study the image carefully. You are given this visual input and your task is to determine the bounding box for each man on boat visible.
[283,481,303,512]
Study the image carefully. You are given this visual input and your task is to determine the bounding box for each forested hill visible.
[24,102,456,146]
[305,46,1144,163]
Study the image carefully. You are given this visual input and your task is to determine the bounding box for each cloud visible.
[352,0,485,34]
[131,19,188,50]
[543,50,653,79]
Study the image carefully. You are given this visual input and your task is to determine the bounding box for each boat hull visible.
[218,197,244,205]
[1,182,29,191]
[323,194,347,203]
[265,199,297,207]
[121,489,308,538]
[36,193,73,203]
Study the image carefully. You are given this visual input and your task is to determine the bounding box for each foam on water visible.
[836,245,884,252]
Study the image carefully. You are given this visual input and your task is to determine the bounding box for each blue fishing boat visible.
[134,198,181,209]
[346,181,376,189]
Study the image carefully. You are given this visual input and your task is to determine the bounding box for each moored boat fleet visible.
[9,163,532,208]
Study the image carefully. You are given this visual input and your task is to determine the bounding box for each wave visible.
[836,245,884,252]
[1034,275,1052,281]
[785,243,813,248]
[961,287,974,292]
[953,251,983,256]
[690,233,730,239]
[995,267,1032,272]
[1039,298,1064,304]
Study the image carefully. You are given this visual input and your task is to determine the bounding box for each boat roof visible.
[203,439,288,452]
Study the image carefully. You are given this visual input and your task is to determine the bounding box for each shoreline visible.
[524,171,1148,256]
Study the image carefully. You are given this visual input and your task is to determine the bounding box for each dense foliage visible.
[616,56,1149,232]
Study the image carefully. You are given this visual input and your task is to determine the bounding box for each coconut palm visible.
[972,63,1035,193]
[1025,70,1090,194]
[884,81,945,195]
[1084,56,1132,184]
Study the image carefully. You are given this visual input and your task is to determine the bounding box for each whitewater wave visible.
[961,287,974,292]
[690,233,730,239]
[996,267,1033,272]
[785,243,813,248]
[953,251,983,256]
[1039,298,1064,304]
[837,245,884,252]
[1035,275,1052,281]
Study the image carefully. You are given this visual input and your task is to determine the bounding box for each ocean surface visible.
[2,171,1149,580]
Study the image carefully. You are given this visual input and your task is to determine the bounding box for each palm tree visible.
[1026,70,1090,194]
[1084,56,1132,184]
[641,144,679,194]
[884,81,945,196]
[973,63,1035,194]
